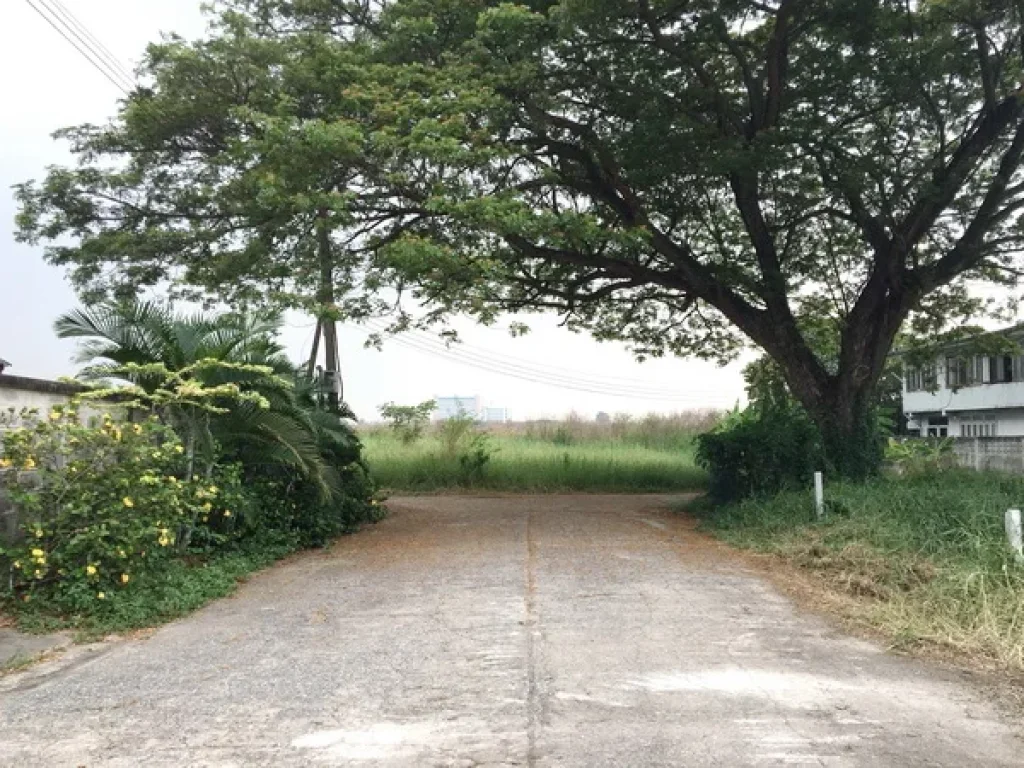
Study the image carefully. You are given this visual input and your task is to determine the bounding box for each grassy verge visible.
[5,533,298,640]
[696,470,1024,672]
[363,431,707,492]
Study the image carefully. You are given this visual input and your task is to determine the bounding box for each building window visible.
[984,354,1024,383]
[905,363,937,392]
[946,357,976,388]
[926,415,949,437]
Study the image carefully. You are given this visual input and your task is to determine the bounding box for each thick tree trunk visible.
[807,386,883,480]
[316,211,342,414]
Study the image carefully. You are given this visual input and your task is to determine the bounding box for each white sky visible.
[0,0,749,421]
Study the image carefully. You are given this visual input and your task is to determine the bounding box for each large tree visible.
[361,0,1024,474]
[15,5,418,409]
[17,0,1024,475]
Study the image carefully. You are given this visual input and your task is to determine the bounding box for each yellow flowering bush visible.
[0,410,194,607]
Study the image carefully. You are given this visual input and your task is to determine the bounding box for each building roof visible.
[893,322,1024,358]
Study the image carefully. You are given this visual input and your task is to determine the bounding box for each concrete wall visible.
[952,437,1024,474]
[0,374,85,427]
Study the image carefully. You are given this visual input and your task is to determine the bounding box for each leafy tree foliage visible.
[18,0,1024,475]
[55,301,361,498]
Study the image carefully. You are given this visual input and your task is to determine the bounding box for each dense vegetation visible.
[0,303,382,636]
[700,470,1024,672]
[363,413,713,493]
[18,1,1024,476]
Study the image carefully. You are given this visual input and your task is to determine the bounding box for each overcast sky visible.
[0,0,749,421]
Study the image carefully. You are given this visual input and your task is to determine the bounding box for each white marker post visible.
[814,472,824,520]
[1006,509,1024,564]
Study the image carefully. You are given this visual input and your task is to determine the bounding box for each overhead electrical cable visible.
[24,0,132,94]
[362,319,706,389]
[46,0,136,85]
[356,321,712,401]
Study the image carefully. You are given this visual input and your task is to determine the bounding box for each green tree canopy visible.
[18,0,1024,475]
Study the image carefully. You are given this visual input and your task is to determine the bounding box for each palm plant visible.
[54,301,347,496]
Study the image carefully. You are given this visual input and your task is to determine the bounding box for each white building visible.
[481,407,508,423]
[433,395,482,421]
[902,327,1024,437]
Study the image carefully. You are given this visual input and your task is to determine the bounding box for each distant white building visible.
[432,396,510,422]
[434,395,482,421]
[902,325,1024,437]
[481,407,509,423]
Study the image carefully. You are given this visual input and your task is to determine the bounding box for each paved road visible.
[0,494,1020,766]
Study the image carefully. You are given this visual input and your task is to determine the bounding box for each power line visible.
[372,333,704,401]
[360,319,713,399]
[355,322,712,401]
[362,328,702,399]
[24,0,132,94]
[46,0,135,85]
[362,319,706,390]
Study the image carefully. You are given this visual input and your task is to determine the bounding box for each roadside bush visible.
[0,303,386,633]
[696,404,823,503]
[438,412,478,458]
[884,437,955,474]
[253,461,384,547]
[0,409,194,608]
[379,400,435,445]
[457,432,494,482]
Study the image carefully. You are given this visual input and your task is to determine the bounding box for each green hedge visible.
[696,406,823,503]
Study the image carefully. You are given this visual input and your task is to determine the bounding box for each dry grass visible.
[694,471,1024,675]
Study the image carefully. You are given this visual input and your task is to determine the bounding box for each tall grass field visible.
[362,412,716,493]
[701,470,1024,673]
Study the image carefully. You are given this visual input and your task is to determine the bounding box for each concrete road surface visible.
[0,494,1020,766]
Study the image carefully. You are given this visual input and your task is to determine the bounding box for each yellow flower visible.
[118,549,126,558]
[167,476,179,484]
[120,574,130,584]
[0,458,11,469]
[123,497,134,508]
[207,485,218,495]
[30,548,43,558]
[158,536,171,547]
[86,565,97,576]
[49,410,60,421]
[34,528,44,538]
[69,465,78,474]
[12,561,21,569]
[371,500,379,506]
[97,592,105,600]
[112,427,122,441]
[23,457,36,470]
[133,424,143,435]
[34,569,43,578]
[174,445,185,454]
[223,510,232,518]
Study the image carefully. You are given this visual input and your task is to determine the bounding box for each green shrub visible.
[1,409,195,608]
[695,405,823,503]
[253,461,384,547]
[437,412,478,458]
[379,400,435,444]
